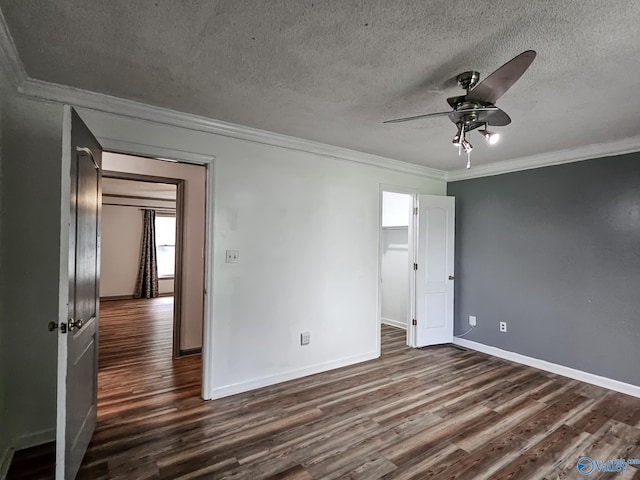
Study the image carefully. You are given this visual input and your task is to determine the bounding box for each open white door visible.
[414,194,455,347]
[55,108,102,479]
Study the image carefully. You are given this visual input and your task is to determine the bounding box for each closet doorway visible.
[380,191,413,343]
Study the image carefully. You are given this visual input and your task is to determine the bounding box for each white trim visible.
[201,159,216,400]
[209,351,379,400]
[18,75,640,185]
[0,10,441,180]
[12,428,56,451]
[17,79,445,181]
[0,447,13,480]
[452,338,640,399]
[55,106,72,480]
[90,133,216,401]
[378,186,422,350]
[96,137,215,165]
[0,9,26,88]
[2,11,640,184]
[0,427,57,480]
[381,318,407,330]
[446,136,640,181]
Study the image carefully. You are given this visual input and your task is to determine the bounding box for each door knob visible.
[68,318,84,331]
[448,275,455,280]
[48,321,67,333]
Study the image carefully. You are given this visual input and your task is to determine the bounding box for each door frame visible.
[58,126,216,401]
[101,170,188,358]
[378,185,418,349]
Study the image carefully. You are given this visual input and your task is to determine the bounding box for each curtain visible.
[134,209,159,298]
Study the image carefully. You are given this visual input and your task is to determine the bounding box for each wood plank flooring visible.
[8,298,640,479]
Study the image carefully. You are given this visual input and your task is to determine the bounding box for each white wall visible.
[100,204,174,298]
[0,94,63,460]
[381,228,409,329]
[79,109,447,398]
[102,153,206,350]
[0,94,445,457]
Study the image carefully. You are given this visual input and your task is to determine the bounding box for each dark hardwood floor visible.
[8,298,640,479]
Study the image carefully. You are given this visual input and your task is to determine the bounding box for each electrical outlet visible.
[469,315,477,327]
[300,332,310,345]
[225,250,239,263]
[499,321,507,333]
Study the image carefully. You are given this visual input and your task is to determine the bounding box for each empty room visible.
[1,1,640,479]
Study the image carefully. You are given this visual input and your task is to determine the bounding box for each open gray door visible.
[54,108,102,479]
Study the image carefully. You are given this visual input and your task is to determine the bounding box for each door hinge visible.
[413,263,418,271]
[413,207,418,215]
[412,319,417,326]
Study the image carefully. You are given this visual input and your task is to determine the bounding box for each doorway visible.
[97,155,208,458]
[380,191,413,347]
[379,188,456,350]
[101,151,208,357]
[100,173,186,357]
[53,109,214,478]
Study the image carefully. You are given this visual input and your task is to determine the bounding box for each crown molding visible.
[96,137,215,165]
[16,78,445,181]
[446,136,640,182]
[4,8,638,183]
[0,10,444,180]
[0,8,26,88]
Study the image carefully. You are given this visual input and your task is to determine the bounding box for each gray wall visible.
[448,153,640,386]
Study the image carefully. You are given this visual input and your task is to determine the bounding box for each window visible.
[155,215,176,277]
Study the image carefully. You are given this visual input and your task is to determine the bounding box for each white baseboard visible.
[0,447,13,480]
[209,351,379,400]
[0,428,56,479]
[12,428,55,451]
[452,338,640,399]
[381,318,407,330]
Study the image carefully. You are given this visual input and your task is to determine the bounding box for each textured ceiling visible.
[2,0,640,171]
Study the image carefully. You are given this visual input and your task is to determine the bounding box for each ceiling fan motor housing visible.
[456,71,480,91]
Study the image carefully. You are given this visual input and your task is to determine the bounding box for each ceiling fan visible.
[384,50,537,169]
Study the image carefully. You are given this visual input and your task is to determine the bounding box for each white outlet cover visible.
[225,250,239,263]
[499,322,507,332]
[469,315,476,327]
[300,332,310,345]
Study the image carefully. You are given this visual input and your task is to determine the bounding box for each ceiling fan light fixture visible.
[452,123,463,146]
[479,127,500,145]
[382,50,536,170]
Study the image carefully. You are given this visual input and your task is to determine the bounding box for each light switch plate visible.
[301,332,310,345]
[225,250,239,263]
